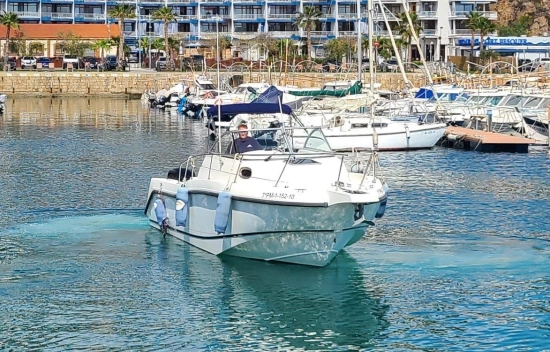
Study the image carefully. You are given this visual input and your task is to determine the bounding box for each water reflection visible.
[217,255,390,350]
[1,97,173,129]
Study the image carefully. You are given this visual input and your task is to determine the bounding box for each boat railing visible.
[176,125,381,190]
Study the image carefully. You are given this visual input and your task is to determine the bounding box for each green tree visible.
[28,41,44,56]
[152,7,176,61]
[93,38,113,59]
[324,37,354,63]
[498,15,530,36]
[108,4,135,65]
[478,17,496,56]
[139,37,150,58]
[397,12,422,62]
[218,36,232,60]
[466,12,484,59]
[167,36,180,58]
[0,11,20,66]
[57,31,90,57]
[293,5,322,62]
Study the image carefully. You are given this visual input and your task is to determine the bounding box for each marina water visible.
[1,97,549,351]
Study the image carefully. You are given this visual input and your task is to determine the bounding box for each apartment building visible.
[5,0,497,61]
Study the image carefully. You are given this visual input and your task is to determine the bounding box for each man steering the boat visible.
[227,123,263,154]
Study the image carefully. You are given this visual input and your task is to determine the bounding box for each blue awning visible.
[492,48,550,53]
[207,103,292,118]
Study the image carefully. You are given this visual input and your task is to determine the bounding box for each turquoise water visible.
[1,98,550,351]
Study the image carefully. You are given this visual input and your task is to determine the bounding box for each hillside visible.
[493,0,550,35]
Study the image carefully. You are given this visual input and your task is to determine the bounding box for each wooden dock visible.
[441,126,536,153]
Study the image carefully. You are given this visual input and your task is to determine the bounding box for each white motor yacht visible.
[144,103,388,267]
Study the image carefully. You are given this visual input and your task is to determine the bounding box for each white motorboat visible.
[294,112,447,151]
[144,102,388,267]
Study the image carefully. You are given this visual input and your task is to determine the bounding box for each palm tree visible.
[108,4,135,66]
[218,36,232,60]
[466,12,483,59]
[478,17,496,56]
[152,7,175,60]
[0,12,20,67]
[397,12,422,62]
[93,38,113,60]
[293,6,322,62]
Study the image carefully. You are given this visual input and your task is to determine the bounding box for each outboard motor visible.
[157,96,168,109]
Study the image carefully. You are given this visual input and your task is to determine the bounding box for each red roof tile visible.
[0,24,121,40]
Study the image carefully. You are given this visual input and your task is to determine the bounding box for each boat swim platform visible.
[440,126,536,153]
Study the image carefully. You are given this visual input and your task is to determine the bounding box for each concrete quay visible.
[0,69,526,97]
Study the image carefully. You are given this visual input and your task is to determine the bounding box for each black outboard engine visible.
[167,167,194,181]
[157,96,168,109]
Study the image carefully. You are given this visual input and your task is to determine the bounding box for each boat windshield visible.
[522,97,543,108]
[199,83,216,90]
[485,96,504,106]
[224,125,332,155]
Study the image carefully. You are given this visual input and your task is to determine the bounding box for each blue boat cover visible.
[207,103,292,118]
[214,192,232,234]
[251,86,283,104]
[175,187,189,227]
[415,88,433,99]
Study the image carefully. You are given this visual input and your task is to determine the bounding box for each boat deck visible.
[441,126,536,153]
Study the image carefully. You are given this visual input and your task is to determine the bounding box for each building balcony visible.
[43,12,74,20]
[450,29,497,37]
[233,14,265,21]
[267,13,297,20]
[75,13,105,20]
[139,0,165,4]
[266,0,299,3]
[200,32,231,39]
[337,13,358,20]
[77,0,106,3]
[421,29,438,37]
[451,10,497,20]
[166,0,197,3]
[175,15,195,21]
[232,0,264,3]
[13,11,40,19]
[268,31,299,37]
[199,14,231,21]
[418,10,437,19]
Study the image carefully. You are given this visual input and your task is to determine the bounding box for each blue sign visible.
[457,37,550,47]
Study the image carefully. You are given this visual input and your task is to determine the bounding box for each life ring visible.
[204,92,214,99]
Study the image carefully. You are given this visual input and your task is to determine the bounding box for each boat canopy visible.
[251,86,284,104]
[207,103,293,118]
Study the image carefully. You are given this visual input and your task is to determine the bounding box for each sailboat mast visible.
[356,0,362,82]
[368,0,374,102]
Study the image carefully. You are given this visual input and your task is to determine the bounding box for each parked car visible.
[36,57,51,67]
[101,55,118,71]
[155,57,175,71]
[6,58,16,71]
[380,59,399,72]
[83,57,99,69]
[21,56,37,69]
[62,54,80,69]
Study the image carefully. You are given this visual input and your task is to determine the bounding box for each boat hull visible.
[145,184,381,267]
[294,124,446,151]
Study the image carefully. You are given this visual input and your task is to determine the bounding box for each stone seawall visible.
[0,70,522,96]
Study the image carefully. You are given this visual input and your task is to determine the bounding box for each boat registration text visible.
[262,192,296,200]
